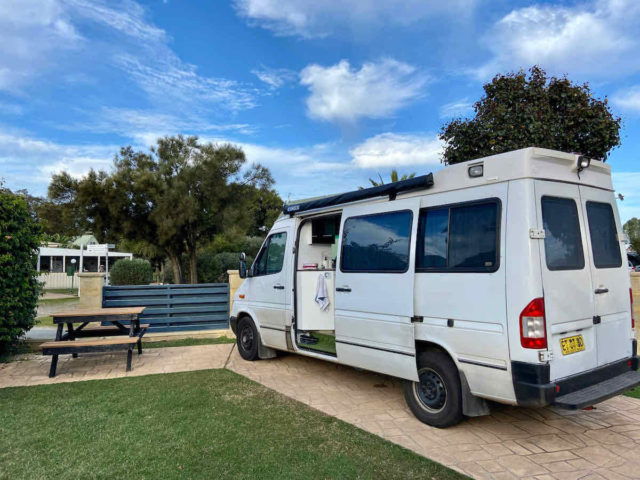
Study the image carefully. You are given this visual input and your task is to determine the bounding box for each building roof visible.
[72,234,99,247]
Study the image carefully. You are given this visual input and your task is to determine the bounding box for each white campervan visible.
[230,147,639,427]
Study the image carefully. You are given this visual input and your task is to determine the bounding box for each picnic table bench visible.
[41,307,148,377]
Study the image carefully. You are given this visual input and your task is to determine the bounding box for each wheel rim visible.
[240,324,254,352]
[413,367,447,413]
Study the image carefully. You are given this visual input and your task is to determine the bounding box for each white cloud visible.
[476,0,640,79]
[439,98,473,119]
[613,172,640,223]
[252,67,297,89]
[350,133,443,168]
[0,0,80,91]
[612,86,640,113]
[233,0,477,38]
[0,0,258,112]
[300,59,427,123]
[0,131,118,194]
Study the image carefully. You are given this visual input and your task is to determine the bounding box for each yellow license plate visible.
[560,335,585,355]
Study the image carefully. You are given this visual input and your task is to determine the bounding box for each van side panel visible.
[413,182,515,403]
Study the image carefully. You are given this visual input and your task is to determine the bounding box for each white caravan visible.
[230,147,639,427]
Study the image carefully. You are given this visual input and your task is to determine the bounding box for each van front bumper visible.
[512,340,639,408]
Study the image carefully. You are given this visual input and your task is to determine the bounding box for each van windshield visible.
[586,201,622,268]
[541,196,585,271]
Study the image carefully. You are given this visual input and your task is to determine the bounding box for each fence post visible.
[77,273,106,309]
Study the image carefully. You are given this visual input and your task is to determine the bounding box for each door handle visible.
[594,288,609,294]
[273,284,285,290]
[336,286,351,292]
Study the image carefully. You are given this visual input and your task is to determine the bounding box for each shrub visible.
[109,258,153,286]
[0,188,42,353]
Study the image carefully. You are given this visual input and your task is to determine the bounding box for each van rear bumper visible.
[512,341,639,408]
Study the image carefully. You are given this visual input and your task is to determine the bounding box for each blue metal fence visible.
[102,283,230,332]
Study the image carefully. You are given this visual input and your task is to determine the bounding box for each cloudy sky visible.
[1,0,639,220]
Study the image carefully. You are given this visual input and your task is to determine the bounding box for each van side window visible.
[341,211,412,273]
[586,201,622,268]
[541,196,585,270]
[253,232,287,276]
[417,200,500,272]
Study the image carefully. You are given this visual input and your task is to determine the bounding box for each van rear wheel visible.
[237,317,259,361]
[403,350,463,428]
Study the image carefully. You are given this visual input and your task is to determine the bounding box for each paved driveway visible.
[227,349,640,480]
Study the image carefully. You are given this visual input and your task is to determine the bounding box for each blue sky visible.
[1,0,639,221]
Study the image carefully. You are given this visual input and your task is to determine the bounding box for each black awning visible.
[283,173,434,215]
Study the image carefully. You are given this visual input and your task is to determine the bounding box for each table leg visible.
[137,338,142,355]
[49,324,64,378]
[126,346,133,371]
[67,322,78,358]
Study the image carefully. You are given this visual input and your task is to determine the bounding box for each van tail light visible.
[520,298,547,349]
[630,288,635,329]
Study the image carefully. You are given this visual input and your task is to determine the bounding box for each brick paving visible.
[0,343,233,388]
[2,343,640,479]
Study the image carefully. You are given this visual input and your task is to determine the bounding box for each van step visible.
[554,370,640,409]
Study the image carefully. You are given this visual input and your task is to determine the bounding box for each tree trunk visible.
[188,247,198,284]
[168,252,184,284]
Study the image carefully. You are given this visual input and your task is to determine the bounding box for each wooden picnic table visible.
[42,307,148,377]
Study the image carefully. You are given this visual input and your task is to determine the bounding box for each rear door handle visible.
[594,288,609,294]
[336,286,351,292]
[273,284,285,290]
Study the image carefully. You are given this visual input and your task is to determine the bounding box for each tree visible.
[365,170,416,188]
[440,66,622,165]
[624,218,640,254]
[46,136,276,284]
[0,185,42,352]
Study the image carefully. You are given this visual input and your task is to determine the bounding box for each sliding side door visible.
[334,198,420,381]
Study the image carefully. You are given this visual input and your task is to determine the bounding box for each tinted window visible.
[266,232,287,274]
[417,200,499,272]
[419,208,448,268]
[586,201,621,268]
[253,232,287,276]
[541,196,585,270]
[341,211,412,272]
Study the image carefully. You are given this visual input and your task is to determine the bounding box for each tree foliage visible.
[109,258,154,286]
[46,136,281,284]
[624,218,640,254]
[363,170,416,189]
[440,66,622,165]
[0,186,42,352]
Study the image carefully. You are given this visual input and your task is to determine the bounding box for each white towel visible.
[314,273,330,311]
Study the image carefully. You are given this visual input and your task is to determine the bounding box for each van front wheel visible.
[237,317,260,361]
[403,350,463,428]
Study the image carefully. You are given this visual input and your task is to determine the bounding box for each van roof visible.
[280,147,612,219]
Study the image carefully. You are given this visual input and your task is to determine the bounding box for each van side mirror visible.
[238,252,247,279]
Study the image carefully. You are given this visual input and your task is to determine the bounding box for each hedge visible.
[109,258,153,286]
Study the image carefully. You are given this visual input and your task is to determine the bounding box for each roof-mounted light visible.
[577,155,591,173]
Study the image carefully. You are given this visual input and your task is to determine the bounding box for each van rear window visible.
[586,201,622,268]
[541,196,585,270]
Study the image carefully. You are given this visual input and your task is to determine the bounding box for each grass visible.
[143,336,235,348]
[35,316,54,326]
[300,332,336,355]
[625,386,640,399]
[37,297,78,305]
[43,288,78,295]
[0,369,466,480]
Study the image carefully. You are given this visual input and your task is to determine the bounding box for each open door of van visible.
[334,197,420,381]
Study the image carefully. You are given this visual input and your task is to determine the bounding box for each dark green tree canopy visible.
[624,218,640,255]
[440,66,622,165]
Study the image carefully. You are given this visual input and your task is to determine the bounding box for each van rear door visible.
[534,181,598,380]
[578,186,632,366]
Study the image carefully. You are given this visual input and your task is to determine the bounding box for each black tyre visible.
[403,349,463,428]
[237,316,260,361]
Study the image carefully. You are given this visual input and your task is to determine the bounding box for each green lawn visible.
[143,336,235,348]
[37,297,79,305]
[35,315,54,326]
[0,369,466,480]
[43,288,78,295]
[626,386,640,399]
